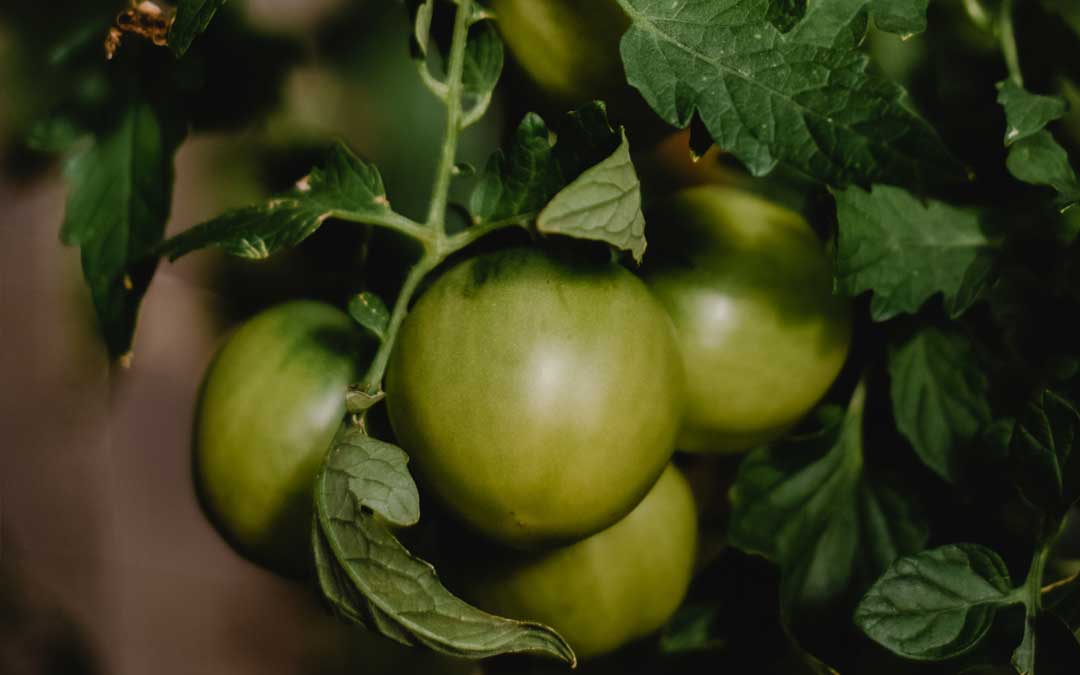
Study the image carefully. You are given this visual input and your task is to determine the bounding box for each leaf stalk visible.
[356,0,511,398]
[998,0,1024,86]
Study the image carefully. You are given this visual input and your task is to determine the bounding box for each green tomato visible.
[446,464,698,660]
[195,301,370,576]
[643,186,852,454]
[490,0,629,104]
[386,246,684,549]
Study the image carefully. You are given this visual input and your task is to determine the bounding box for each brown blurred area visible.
[0,2,488,674]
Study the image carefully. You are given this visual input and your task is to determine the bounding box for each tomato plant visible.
[194,301,370,576]
[22,0,1080,673]
[386,246,684,548]
[644,186,852,453]
[445,464,698,660]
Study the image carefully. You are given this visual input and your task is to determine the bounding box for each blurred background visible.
[0,1,498,673]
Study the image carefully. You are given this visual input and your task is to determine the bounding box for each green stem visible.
[332,210,431,243]
[1025,541,1053,613]
[426,0,473,237]
[356,0,478,398]
[359,258,435,394]
[999,0,1023,86]
[963,0,994,31]
[1013,536,1053,670]
[445,212,535,250]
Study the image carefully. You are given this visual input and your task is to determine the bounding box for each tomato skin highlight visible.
[195,301,370,577]
[386,246,685,550]
[447,464,699,660]
[644,186,853,453]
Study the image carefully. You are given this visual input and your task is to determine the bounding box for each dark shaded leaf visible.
[1011,390,1080,519]
[159,142,399,261]
[996,80,1068,146]
[1006,131,1080,212]
[1013,612,1080,675]
[767,0,807,33]
[889,327,992,482]
[856,544,1017,660]
[61,94,185,359]
[469,113,562,223]
[834,184,997,321]
[169,0,227,57]
[729,386,928,614]
[461,19,503,103]
[551,102,622,179]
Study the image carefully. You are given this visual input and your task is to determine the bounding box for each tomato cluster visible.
[194,184,848,656]
[192,1,851,661]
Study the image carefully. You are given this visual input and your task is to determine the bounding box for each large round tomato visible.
[490,0,629,104]
[195,301,370,576]
[385,246,684,549]
[643,186,852,453]
[446,464,698,660]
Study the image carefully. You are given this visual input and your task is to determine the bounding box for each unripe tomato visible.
[195,301,370,576]
[490,0,629,104]
[386,246,684,549]
[643,186,852,453]
[447,464,698,660]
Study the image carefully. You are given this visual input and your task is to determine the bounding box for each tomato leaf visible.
[324,427,420,527]
[469,104,619,223]
[159,142,410,260]
[409,0,435,60]
[1005,131,1080,212]
[313,522,376,627]
[855,544,1018,660]
[614,0,960,188]
[1010,389,1080,522]
[889,327,992,483]
[834,184,997,321]
[60,92,185,360]
[786,0,927,46]
[470,113,564,223]
[408,0,502,117]
[994,75,1079,212]
[347,292,391,343]
[552,102,623,180]
[870,0,928,38]
[537,130,647,263]
[314,428,576,665]
[659,605,727,654]
[169,0,227,57]
[996,80,1068,146]
[461,19,503,113]
[785,0,870,49]
[468,103,644,257]
[728,384,929,615]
